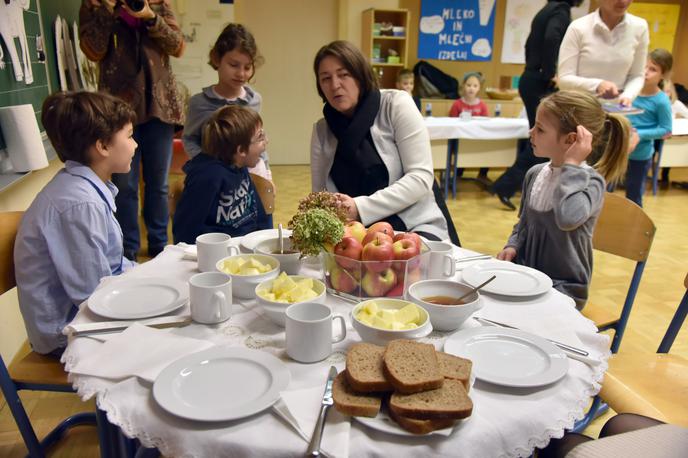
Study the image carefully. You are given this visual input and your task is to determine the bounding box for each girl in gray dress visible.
[497,91,630,309]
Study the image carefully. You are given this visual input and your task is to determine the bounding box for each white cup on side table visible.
[285,302,346,363]
[189,272,232,324]
[426,241,456,279]
[196,233,239,272]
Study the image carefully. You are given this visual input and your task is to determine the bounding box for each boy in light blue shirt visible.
[626,49,673,206]
[14,91,137,355]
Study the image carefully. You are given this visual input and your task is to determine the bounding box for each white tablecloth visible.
[63,243,610,458]
[672,118,688,136]
[425,117,530,141]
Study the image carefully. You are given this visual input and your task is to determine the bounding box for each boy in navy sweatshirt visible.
[173,105,271,243]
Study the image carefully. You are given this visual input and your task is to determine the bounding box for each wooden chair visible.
[250,173,275,215]
[0,211,97,457]
[584,193,656,353]
[599,272,688,427]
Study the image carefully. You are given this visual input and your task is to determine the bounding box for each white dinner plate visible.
[462,260,552,297]
[153,346,290,422]
[444,327,568,388]
[87,277,188,320]
[240,229,293,253]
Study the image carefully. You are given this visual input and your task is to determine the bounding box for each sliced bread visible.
[389,379,473,420]
[346,343,393,392]
[437,352,472,390]
[388,406,456,435]
[383,340,443,394]
[332,371,382,418]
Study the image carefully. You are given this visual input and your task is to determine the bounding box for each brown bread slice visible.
[332,371,381,418]
[388,406,456,435]
[437,352,472,391]
[389,379,473,420]
[383,340,443,394]
[346,343,393,392]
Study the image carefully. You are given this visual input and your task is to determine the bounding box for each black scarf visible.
[323,90,406,231]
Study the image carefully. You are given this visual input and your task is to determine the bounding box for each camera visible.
[121,0,145,12]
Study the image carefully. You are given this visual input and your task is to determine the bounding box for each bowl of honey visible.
[405,279,483,331]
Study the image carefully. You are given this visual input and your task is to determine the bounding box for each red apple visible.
[366,222,394,239]
[361,268,397,297]
[362,231,393,248]
[334,236,363,269]
[344,221,366,244]
[329,265,358,294]
[362,236,394,272]
[385,282,405,297]
[393,232,423,251]
[392,238,421,272]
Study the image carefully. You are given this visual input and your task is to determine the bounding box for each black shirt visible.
[524,1,572,82]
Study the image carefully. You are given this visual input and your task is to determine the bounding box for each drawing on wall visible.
[500,0,590,64]
[73,22,98,92]
[418,0,496,61]
[0,0,34,84]
[55,16,67,91]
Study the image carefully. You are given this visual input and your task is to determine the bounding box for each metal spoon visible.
[457,275,497,302]
[278,223,284,254]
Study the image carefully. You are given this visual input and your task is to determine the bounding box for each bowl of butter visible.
[351,298,432,346]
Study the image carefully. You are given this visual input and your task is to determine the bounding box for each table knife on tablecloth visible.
[306,366,338,457]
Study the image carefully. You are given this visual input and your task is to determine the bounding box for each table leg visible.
[452,139,460,198]
[444,140,452,200]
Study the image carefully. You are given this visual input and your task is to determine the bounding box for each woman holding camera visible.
[79,0,185,260]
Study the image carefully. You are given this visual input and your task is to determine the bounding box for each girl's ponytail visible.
[596,113,630,185]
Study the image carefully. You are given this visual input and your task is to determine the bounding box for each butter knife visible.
[71,317,192,337]
[306,366,337,457]
[473,316,589,357]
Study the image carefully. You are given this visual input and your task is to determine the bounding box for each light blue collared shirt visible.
[14,161,135,354]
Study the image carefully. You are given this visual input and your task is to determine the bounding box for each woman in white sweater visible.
[310,41,449,241]
[558,0,649,107]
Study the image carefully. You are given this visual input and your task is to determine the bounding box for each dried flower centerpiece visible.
[288,192,347,258]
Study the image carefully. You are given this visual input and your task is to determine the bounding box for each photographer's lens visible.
[124,0,145,12]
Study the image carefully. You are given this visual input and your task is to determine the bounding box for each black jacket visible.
[524,1,573,82]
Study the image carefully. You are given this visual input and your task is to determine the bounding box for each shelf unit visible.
[362,8,410,89]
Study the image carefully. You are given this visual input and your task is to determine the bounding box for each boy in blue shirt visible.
[14,91,137,355]
[173,105,271,243]
[626,49,673,206]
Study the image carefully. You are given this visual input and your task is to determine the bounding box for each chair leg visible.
[610,261,646,354]
[35,412,97,456]
[572,396,609,433]
[1,363,44,458]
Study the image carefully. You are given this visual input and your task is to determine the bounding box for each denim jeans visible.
[112,118,174,256]
[625,158,651,207]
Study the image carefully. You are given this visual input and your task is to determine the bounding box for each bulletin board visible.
[628,2,680,51]
[0,0,50,148]
[417,0,496,61]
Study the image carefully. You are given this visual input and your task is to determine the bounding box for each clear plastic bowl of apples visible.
[322,221,430,300]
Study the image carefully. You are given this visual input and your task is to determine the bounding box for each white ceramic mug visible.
[285,302,346,363]
[426,241,456,279]
[189,272,232,324]
[196,233,239,272]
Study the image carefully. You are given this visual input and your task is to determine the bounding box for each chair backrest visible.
[0,211,24,295]
[657,272,688,353]
[593,193,655,262]
[250,173,275,215]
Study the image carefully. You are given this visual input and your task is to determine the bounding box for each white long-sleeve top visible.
[558,9,649,102]
[310,89,448,240]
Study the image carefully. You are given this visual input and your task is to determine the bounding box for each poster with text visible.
[628,2,680,52]
[418,0,496,61]
[500,0,590,64]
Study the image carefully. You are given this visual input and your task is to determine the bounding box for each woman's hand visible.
[335,193,360,221]
[563,125,593,167]
[596,80,619,99]
[618,96,633,107]
[497,247,516,261]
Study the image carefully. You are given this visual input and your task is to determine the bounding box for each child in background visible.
[173,105,272,243]
[450,72,490,181]
[665,80,688,118]
[625,48,673,207]
[396,68,421,110]
[183,23,272,182]
[14,91,137,355]
[497,90,630,309]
